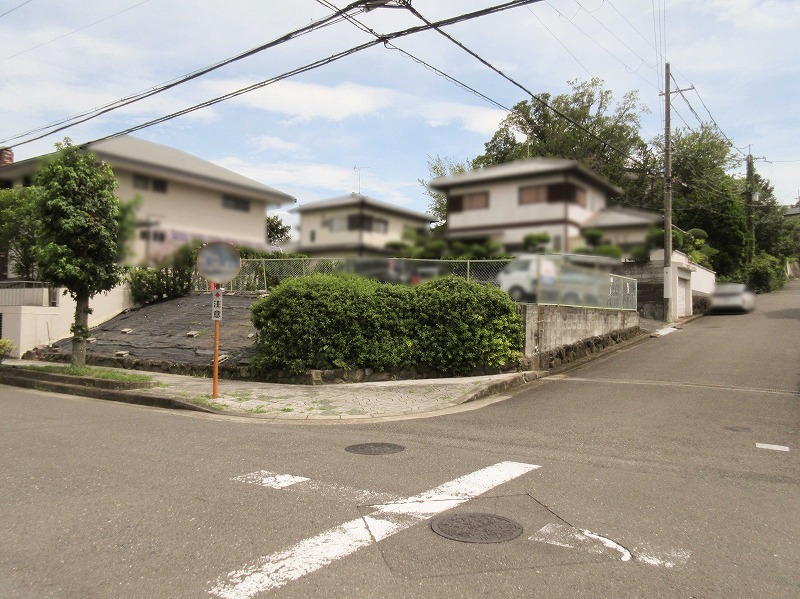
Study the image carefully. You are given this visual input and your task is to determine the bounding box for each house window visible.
[222,196,251,212]
[519,185,547,204]
[139,230,166,242]
[448,192,488,213]
[133,174,168,193]
[151,178,168,193]
[133,174,149,190]
[463,192,488,210]
[325,216,347,232]
[548,183,585,206]
[347,215,389,232]
[310,230,316,243]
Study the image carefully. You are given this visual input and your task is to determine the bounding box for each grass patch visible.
[188,394,226,410]
[15,364,152,383]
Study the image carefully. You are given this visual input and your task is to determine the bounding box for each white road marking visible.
[530,523,630,561]
[232,470,403,504]
[530,523,689,567]
[210,461,540,599]
[756,443,790,452]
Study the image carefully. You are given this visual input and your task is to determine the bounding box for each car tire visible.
[508,286,527,302]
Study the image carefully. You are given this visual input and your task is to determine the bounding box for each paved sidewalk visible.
[1,358,546,421]
[2,317,686,421]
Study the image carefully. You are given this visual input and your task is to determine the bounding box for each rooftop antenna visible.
[354,165,368,194]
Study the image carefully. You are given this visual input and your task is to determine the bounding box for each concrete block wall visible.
[517,304,639,358]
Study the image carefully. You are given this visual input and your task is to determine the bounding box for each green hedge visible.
[127,244,197,305]
[250,274,523,376]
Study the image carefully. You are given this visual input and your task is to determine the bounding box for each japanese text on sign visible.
[212,290,222,321]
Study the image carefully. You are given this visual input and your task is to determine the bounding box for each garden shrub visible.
[250,274,523,377]
[127,244,197,305]
[745,251,786,293]
[0,338,14,363]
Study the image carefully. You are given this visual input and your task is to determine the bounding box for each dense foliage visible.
[250,275,523,376]
[0,186,40,279]
[34,139,122,366]
[127,243,198,305]
[426,78,800,290]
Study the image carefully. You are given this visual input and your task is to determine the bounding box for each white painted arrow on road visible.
[210,461,540,599]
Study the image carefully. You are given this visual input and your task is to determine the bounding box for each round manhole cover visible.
[345,442,405,455]
[431,512,524,544]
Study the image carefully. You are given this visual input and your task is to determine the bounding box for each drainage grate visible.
[431,512,524,544]
[344,442,405,455]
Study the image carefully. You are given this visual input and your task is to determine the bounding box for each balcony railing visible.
[0,281,57,307]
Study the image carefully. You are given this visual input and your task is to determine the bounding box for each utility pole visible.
[663,63,673,323]
[660,63,694,323]
[745,153,755,264]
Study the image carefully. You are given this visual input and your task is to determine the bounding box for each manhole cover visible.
[431,512,524,544]
[345,442,405,455]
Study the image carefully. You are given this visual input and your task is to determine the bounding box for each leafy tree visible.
[418,154,473,224]
[473,78,654,205]
[35,139,122,367]
[266,214,291,245]
[523,232,550,252]
[0,186,40,279]
[665,125,748,277]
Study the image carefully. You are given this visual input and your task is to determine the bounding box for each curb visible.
[0,367,214,413]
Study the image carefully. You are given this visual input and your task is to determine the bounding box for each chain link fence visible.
[193,257,636,310]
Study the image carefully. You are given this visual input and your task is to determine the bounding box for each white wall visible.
[0,284,133,358]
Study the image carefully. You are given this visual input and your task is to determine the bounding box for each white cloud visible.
[253,136,304,154]
[201,79,398,122]
[419,102,507,136]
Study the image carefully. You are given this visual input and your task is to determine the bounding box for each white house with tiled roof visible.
[428,158,623,254]
[291,193,435,258]
[0,136,296,267]
[0,136,295,356]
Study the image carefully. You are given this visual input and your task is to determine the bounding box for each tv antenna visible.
[353,165,368,194]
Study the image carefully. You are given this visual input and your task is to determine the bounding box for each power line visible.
[0,0,376,147]
[0,0,34,19]
[397,0,657,175]
[0,0,153,64]
[82,1,543,145]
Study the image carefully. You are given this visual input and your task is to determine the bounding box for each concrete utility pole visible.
[660,63,694,323]
[663,63,673,323]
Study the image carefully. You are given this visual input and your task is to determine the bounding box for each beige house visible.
[0,136,296,267]
[582,206,662,253]
[291,193,434,258]
[0,136,295,356]
[428,158,624,253]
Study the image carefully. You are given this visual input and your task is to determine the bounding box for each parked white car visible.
[496,254,613,306]
[708,283,756,313]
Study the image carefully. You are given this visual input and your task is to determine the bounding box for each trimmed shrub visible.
[0,338,14,363]
[250,274,523,377]
[127,244,197,305]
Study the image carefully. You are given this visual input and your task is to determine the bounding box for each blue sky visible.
[1,0,798,235]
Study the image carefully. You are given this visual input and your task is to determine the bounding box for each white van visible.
[497,254,614,306]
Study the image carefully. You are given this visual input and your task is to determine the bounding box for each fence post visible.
[262,261,268,291]
[466,260,471,282]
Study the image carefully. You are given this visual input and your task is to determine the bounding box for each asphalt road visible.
[2,280,798,598]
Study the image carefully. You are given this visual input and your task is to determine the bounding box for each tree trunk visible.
[71,292,90,367]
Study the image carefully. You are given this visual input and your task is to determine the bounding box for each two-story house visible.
[0,136,295,357]
[427,158,623,253]
[0,136,296,269]
[291,193,435,258]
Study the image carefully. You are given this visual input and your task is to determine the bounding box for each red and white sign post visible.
[197,243,241,399]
